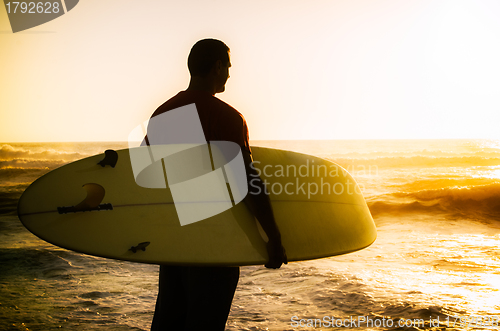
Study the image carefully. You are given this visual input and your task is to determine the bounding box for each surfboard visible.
[17,146,376,266]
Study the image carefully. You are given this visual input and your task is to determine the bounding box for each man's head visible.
[188,39,231,93]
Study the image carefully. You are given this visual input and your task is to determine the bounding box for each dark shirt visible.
[149,90,251,154]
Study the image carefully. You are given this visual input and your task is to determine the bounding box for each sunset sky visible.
[1,0,500,142]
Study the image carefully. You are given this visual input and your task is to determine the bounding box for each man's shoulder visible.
[209,96,244,119]
[153,90,245,121]
[151,91,185,118]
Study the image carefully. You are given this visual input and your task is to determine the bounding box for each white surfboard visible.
[17,146,376,266]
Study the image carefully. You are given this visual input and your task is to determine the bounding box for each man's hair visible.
[188,39,230,77]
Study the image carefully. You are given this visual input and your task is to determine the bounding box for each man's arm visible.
[241,150,287,269]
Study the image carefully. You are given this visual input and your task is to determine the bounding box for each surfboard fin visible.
[129,242,150,253]
[57,183,113,214]
[98,150,118,168]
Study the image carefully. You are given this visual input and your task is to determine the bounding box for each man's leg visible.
[183,266,240,331]
[151,265,189,330]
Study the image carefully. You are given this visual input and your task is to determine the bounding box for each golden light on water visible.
[336,227,500,316]
[433,234,500,313]
[478,167,500,180]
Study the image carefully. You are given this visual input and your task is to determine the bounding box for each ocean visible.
[1,140,499,331]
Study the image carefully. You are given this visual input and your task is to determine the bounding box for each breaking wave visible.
[0,144,84,161]
[369,183,500,220]
[332,155,500,168]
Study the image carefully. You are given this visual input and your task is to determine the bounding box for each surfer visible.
[149,39,287,331]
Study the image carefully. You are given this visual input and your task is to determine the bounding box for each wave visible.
[369,183,500,220]
[0,159,66,170]
[325,150,500,159]
[0,192,22,215]
[0,144,84,161]
[369,200,446,216]
[0,182,31,215]
[394,178,499,192]
[330,155,500,168]
[0,145,80,183]
[0,167,52,184]
[0,247,75,279]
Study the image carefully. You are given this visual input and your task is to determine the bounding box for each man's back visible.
[149,89,251,154]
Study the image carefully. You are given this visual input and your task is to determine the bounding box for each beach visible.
[1,140,499,330]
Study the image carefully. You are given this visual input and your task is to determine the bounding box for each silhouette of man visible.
[149,39,287,331]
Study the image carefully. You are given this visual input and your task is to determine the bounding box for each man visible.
[149,39,287,331]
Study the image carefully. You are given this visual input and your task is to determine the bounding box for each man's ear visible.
[214,60,222,74]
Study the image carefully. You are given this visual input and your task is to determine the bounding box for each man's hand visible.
[265,240,288,269]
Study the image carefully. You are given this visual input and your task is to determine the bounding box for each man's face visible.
[216,54,231,93]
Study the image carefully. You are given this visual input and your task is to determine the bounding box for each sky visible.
[1,0,500,142]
